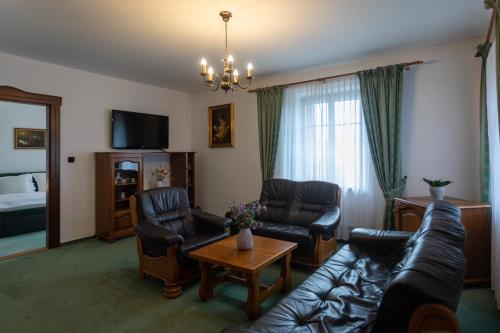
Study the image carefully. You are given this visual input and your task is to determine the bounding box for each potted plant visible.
[227,201,266,250]
[422,178,453,201]
[152,166,169,187]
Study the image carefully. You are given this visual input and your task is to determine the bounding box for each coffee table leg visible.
[246,272,260,320]
[199,261,213,301]
[281,252,292,293]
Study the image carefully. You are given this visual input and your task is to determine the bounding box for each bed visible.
[0,172,46,238]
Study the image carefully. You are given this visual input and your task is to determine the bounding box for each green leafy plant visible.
[422,178,453,187]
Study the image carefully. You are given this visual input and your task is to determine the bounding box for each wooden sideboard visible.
[95,151,195,242]
[394,197,491,286]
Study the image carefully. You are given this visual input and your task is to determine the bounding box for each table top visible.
[396,196,490,209]
[189,235,298,274]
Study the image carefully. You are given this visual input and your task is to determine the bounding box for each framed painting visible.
[14,128,46,149]
[208,103,235,147]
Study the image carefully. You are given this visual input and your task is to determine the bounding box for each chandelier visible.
[199,11,254,92]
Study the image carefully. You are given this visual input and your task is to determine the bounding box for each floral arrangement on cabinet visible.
[152,166,170,187]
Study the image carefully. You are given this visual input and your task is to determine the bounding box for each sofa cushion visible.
[247,244,391,332]
[252,221,314,255]
[287,181,339,227]
[257,179,295,223]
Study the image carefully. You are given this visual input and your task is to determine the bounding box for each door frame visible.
[0,86,61,248]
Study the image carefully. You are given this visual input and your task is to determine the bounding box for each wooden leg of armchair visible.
[136,238,187,299]
[163,245,183,299]
[164,284,183,298]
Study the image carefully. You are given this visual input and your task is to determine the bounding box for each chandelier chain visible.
[224,21,228,58]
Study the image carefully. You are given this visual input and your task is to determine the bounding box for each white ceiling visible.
[0,0,491,92]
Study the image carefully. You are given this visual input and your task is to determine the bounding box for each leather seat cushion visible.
[178,231,229,267]
[248,244,392,333]
[252,221,314,255]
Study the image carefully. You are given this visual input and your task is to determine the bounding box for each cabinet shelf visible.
[114,208,130,215]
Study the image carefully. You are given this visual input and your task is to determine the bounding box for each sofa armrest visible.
[135,221,184,247]
[309,208,341,240]
[192,209,232,232]
[349,228,413,254]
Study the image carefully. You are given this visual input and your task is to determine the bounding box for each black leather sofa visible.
[224,201,466,333]
[130,187,231,298]
[229,179,341,267]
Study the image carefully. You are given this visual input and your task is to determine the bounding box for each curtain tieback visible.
[383,184,405,202]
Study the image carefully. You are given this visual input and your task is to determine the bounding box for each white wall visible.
[0,52,191,243]
[190,37,482,216]
[0,101,46,173]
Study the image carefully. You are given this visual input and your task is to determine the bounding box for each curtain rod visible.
[485,11,495,44]
[248,60,424,93]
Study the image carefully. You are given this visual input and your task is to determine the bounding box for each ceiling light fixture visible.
[199,11,254,92]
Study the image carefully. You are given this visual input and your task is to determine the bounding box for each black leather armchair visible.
[229,179,341,267]
[130,187,231,298]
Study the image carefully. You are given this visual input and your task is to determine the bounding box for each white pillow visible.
[0,174,36,194]
[32,172,47,192]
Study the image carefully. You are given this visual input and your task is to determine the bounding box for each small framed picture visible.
[14,128,46,149]
[208,103,235,147]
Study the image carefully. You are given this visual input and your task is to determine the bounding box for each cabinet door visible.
[397,207,424,232]
[114,209,132,231]
[112,158,142,213]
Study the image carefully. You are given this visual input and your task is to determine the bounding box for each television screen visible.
[112,110,169,149]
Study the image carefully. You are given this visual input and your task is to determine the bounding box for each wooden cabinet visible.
[394,197,491,286]
[95,152,196,242]
[95,153,143,241]
[169,152,196,208]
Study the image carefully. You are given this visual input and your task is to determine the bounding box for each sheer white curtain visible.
[486,41,500,309]
[274,76,385,240]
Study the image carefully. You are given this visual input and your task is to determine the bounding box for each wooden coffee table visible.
[189,235,297,319]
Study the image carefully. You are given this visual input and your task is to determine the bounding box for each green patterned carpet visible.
[0,236,498,332]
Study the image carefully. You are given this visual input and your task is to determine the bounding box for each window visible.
[274,76,384,239]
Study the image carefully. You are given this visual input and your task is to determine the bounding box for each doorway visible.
[0,87,60,258]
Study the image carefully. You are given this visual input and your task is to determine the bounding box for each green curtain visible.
[256,86,284,180]
[357,64,405,230]
[476,42,492,203]
[485,0,500,131]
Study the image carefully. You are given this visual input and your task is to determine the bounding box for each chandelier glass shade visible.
[199,11,254,92]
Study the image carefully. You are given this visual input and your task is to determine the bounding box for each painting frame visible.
[14,128,46,149]
[208,103,235,148]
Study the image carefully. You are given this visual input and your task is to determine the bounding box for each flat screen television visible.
[111,110,169,149]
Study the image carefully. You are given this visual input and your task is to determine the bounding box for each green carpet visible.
[0,230,46,257]
[0,237,499,332]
